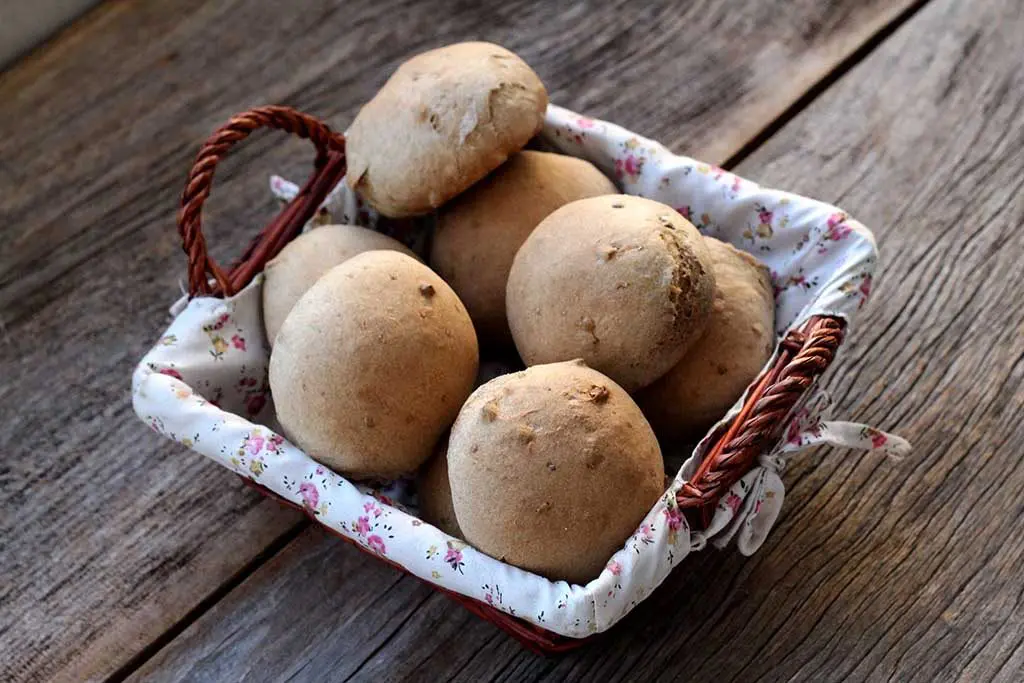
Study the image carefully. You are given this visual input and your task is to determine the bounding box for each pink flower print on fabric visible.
[247,435,264,455]
[725,492,743,515]
[270,176,290,195]
[862,426,888,449]
[482,584,503,607]
[744,203,775,242]
[445,542,466,573]
[756,205,774,239]
[859,274,873,307]
[231,334,246,351]
[355,516,371,535]
[786,415,804,445]
[610,154,643,183]
[367,535,387,554]
[633,523,655,552]
[663,505,685,545]
[159,367,183,381]
[299,482,319,511]
[825,212,853,241]
[663,507,683,532]
[785,408,823,447]
[266,434,284,453]
[374,493,395,507]
[606,560,622,576]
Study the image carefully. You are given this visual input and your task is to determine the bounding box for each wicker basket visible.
[134,105,903,653]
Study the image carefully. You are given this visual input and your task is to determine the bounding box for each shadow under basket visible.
[169,106,847,653]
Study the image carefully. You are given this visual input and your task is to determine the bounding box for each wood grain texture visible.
[0,0,930,681]
[126,0,1024,681]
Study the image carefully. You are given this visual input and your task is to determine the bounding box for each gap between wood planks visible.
[96,1,937,681]
[721,0,932,170]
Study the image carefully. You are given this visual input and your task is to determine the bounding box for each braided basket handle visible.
[678,315,844,525]
[178,106,347,297]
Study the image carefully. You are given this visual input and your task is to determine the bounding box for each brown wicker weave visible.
[177,106,845,652]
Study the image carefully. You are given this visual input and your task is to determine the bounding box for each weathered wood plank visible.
[126,0,1024,680]
[0,0,928,681]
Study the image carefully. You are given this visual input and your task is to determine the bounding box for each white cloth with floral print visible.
[133,104,908,639]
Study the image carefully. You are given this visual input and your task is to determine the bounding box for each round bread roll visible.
[416,358,520,538]
[346,42,548,218]
[639,237,776,439]
[448,360,664,584]
[506,195,716,392]
[269,251,478,478]
[417,438,462,538]
[261,225,417,346]
[430,151,617,345]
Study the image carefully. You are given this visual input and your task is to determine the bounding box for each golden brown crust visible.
[345,42,548,217]
[417,437,463,538]
[430,151,616,346]
[269,251,479,478]
[506,195,715,392]
[638,237,775,440]
[261,225,416,346]
[447,361,664,584]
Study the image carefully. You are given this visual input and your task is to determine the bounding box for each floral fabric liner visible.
[132,104,909,639]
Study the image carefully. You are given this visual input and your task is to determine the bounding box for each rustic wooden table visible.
[3,0,1023,681]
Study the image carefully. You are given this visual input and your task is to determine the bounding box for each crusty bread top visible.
[506,194,716,391]
[346,42,548,218]
[430,151,617,344]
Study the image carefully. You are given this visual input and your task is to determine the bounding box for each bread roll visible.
[346,42,548,217]
[506,195,715,392]
[269,251,478,478]
[417,438,462,537]
[430,151,616,346]
[262,225,416,346]
[639,237,775,439]
[448,360,664,584]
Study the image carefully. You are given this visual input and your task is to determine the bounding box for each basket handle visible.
[677,315,844,525]
[178,106,347,297]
